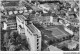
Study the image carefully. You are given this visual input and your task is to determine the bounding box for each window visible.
[37,39,39,42]
[37,43,39,45]
[37,35,40,38]
[25,21,27,25]
[37,46,39,49]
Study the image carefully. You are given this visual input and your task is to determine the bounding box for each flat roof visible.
[40,4,50,8]
[6,18,16,23]
[27,24,38,34]
[31,6,42,11]
[17,15,27,21]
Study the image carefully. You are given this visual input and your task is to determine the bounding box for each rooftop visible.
[40,4,50,8]
[49,3,59,10]
[48,45,62,51]
[66,18,79,23]
[31,6,42,11]
[6,17,16,23]
[2,1,19,7]
[2,0,19,1]
[17,15,27,21]
[27,24,39,34]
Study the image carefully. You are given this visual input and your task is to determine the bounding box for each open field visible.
[49,28,67,39]
[45,25,70,39]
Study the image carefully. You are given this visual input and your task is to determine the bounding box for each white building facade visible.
[3,18,17,30]
[16,15,42,51]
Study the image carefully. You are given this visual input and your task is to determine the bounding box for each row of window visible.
[7,23,16,26]
[37,38,39,50]
[43,22,57,26]
[8,26,17,29]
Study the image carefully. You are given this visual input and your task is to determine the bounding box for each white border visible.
[0,0,80,54]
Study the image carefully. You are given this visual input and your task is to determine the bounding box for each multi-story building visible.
[3,18,17,30]
[32,15,59,26]
[24,23,41,51]
[16,15,41,51]
[16,15,26,34]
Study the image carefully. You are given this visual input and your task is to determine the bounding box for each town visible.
[0,0,79,51]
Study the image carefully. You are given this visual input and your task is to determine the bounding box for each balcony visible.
[19,25,25,34]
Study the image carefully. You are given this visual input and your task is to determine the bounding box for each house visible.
[66,18,79,27]
[38,4,51,11]
[65,40,78,50]
[46,45,62,51]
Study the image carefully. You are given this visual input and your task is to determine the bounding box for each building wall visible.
[24,24,41,51]
[37,35,41,51]
[16,16,24,34]
[16,15,41,51]
[24,25,37,51]
[64,27,73,35]
[3,20,17,30]
[3,22,7,30]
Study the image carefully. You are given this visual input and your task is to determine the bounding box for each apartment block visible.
[16,15,42,51]
[3,18,17,30]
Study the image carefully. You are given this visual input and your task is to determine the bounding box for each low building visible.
[45,45,62,51]
[64,40,78,50]
[64,24,77,35]
[38,4,51,11]
[3,9,28,15]
[64,27,74,35]
[32,15,56,26]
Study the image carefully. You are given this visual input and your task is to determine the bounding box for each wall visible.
[64,27,73,35]
[24,25,37,51]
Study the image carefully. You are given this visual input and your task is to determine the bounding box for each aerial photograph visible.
[0,0,79,51]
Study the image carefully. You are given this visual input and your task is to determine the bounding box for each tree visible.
[3,32,9,48]
[9,45,16,51]
[48,40,53,45]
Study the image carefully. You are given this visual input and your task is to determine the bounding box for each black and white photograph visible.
[0,0,80,52]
